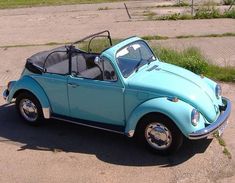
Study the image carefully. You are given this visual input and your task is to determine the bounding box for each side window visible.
[45,51,69,75]
[102,58,117,81]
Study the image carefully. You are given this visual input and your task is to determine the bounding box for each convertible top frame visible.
[26,30,113,74]
[71,30,113,50]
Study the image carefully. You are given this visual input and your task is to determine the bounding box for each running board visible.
[51,114,125,135]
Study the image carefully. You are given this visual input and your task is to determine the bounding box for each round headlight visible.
[191,109,200,126]
[215,84,222,99]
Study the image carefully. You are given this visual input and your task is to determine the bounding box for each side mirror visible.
[94,56,101,65]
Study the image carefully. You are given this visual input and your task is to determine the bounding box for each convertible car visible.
[3,31,231,155]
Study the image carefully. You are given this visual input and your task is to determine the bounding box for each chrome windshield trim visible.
[188,97,231,140]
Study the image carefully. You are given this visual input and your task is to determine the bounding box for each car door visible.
[35,73,69,116]
[68,57,125,128]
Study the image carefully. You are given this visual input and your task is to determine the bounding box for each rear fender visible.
[8,76,51,119]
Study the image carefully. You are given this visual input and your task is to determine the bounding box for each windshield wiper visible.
[134,56,155,72]
[134,59,144,72]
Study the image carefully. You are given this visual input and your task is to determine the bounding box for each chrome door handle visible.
[68,82,79,88]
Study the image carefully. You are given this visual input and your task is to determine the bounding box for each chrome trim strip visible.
[51,116,124,135]
[42,108,51,119]
[3,89,8,101]
[188,97,231,140]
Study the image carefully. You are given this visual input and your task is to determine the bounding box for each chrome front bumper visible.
[188,97,231,140]
[3,89,9,100]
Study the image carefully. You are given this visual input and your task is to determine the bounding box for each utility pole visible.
[191,0,194,16]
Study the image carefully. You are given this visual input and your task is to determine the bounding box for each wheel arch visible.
[125,97,203,138]
[8,76,51,119]
[136,112,174,128]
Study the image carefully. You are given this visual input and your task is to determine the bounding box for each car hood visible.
[127,62,220,123]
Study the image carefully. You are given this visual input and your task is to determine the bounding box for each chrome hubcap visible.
[19,99,38,122]
[145,122,172,150]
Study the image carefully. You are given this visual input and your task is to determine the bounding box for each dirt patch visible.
[0,1,234,46]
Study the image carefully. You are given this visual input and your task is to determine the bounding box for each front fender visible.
[8,75,51,118]
[125,97,206,137]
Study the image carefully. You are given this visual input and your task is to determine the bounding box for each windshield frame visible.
[115,40,157,78]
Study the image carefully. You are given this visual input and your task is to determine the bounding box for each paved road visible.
[0,1,234,46]
[0,86,234,183]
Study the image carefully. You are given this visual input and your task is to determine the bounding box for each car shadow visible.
[0,103,212,167]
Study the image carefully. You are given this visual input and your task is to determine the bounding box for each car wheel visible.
[16,92,43,125]
[136,114,183,155]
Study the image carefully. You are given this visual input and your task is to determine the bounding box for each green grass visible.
[176,32,235,39]
[224,8,235,18]
[2,32,235,49]
[176,1,189,7]
[143,10,157,20]
[145,7,235,20]
[213,132,226,146]
[153,46,235,82]
[0,42,67,49]
[194,6,221,19]
[1,36,235,82]
[214,132,232,159]
[141,32,235,40]
[223,147,232,159]
[157,13,193,20]
[98,6,109,11]
[141,35,169,40]
[0,0,126,9]
[176,35,196,39]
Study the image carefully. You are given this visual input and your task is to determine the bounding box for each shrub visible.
[223,0,235,5]
[195,6,221,19]
[224,8,235,18]
[157,13,193,20]
[153,47,209,74]
[176,1,189,7]
[152,46,235,82]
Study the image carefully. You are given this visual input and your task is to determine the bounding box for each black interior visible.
[25,31,114,80]
[71,52,103,80]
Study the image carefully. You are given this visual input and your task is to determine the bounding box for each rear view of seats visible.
[71,54,101,79]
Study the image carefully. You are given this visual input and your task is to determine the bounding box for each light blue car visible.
[3,31,231,155]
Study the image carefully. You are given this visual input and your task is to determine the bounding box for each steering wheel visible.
[104,70,115,80]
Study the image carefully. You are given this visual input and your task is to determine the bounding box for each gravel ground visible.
[0,1,234,46]
[0,85,234,183]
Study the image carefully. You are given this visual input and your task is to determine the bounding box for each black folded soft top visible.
[26,46,68,69]
[25,30,112,74]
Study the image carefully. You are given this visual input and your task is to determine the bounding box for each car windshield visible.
[116,40,156,78]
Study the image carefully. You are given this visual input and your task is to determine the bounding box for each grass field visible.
[78,39,235,82]
[1,36,234,82]
[0,0,126,9]
[153,47,235,82]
